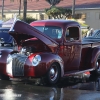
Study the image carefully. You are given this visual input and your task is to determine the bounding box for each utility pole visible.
[72,0,75,18]
[1,0,4,20]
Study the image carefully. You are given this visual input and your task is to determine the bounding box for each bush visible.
[18,16,37,23]
[82,30,88,38]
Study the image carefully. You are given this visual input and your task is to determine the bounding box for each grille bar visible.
[12,54,28,76]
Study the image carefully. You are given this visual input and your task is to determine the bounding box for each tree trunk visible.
[23,0,27,21]
[1,0,4,20]
[19,0,21,16]
[72,0,75,18]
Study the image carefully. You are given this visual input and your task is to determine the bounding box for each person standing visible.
[86,27,94,37]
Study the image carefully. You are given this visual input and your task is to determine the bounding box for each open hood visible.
[9,20,58,49]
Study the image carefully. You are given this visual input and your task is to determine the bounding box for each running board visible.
[63,68,94,77]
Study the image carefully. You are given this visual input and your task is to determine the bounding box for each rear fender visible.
[91,47,100,68]
[40,53,64,77]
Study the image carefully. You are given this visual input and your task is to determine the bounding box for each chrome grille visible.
[12,54,28,76]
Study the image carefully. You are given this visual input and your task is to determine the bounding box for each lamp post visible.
[72,0,75,18]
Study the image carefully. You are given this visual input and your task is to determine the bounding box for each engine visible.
[20,46,36,56]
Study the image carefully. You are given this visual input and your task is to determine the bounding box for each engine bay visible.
[19,38,51,56]
[20,46,37,56]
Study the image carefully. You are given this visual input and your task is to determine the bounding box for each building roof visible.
[0,0,100,11]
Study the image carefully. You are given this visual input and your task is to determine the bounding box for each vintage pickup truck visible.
[0,19,100,85]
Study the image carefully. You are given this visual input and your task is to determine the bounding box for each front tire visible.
[46,63,61,85]
[0,74,9,80]
[90,56,100,75]
[1,43,4,46]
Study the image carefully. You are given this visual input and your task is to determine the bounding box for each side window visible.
[95,31,100,38]
[65,27,79,41]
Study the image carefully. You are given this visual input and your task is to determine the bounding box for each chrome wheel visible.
[47,63,60,85]
[49,66,58,81]
[96,61,100,72]
[91,57,100,75]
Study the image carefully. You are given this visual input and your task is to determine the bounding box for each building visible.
[0,0,100,29]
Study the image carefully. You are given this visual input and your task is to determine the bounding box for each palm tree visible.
[10,0,22,16]
[45,0,63,7]
[1,0,4,20]
[72,0,75,18]
[23,0,27,21]
[19,0,21,16]
[10,0,35,21]
[10,0,27,21]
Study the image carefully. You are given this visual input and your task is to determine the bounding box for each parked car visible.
[0,20,3,27]
[1,19,100,85]
[0,27,14,46]
[82,29,100,41]
[0,18,16,46]
[88,29,100,38]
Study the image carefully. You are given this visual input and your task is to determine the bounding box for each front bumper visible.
[6,54,46,78]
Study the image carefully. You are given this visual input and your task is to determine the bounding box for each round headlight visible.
[32,55,41,66]
[7,54,12,64]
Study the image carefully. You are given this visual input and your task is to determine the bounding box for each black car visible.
[0,27,14,46]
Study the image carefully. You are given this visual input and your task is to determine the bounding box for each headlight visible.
[6,54,13,76]
[7,54,12,64]
[32,55,41,66]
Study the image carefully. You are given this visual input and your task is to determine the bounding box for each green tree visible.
[19,16,37,23]
[45,7,72,19]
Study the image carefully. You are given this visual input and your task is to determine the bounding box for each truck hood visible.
[9,20,59,50]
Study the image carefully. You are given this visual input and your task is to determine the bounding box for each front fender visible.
[0,49,13,63]
[91,47,100,68]
[0,49,14,75]
[40,53,64,77]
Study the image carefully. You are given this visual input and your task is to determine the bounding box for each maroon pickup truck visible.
[0,19,100,85]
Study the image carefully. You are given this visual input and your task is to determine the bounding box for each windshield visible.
[34,26,62,39]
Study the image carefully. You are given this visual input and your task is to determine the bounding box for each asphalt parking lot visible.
[0,46,100,100]
[0,74,100,100]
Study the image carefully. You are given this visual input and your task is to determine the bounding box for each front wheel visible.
[95,58,100,75]
[1,43,4,46]
[90,56,100,75]
[46,63,61,85]
[0,74,9,80]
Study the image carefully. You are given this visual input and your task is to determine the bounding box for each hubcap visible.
[49,67,58,81]
[96,61,100,72]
